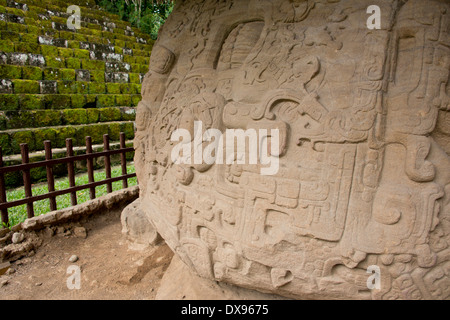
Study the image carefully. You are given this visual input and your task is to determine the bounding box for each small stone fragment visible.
[69,255,78,263]
[11,232,25,244]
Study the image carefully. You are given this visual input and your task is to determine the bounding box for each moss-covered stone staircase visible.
[0,0,150,186]
[0,0,150,152]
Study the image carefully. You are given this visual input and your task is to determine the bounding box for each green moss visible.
[8,23,28,34]
[119,83,132,94]
[114,46,123,54]
[133,49,151,57]
[88,82,105,94]
[44,94,71,110]
[0,64,22,79]
[73,49,89,60]
[72,33,87,42]
[41,45,59,57]
[57,81,77,94]
[70,94,86,108]
[107,122,120,141]
[45,57,65,69]
[96,94,115,108]
[15,42,41,54]
[0,94,19,110]
[34,110,62,127]
[65,57,81,69]
[0,132,11,155]
[7,110,34,129]
[85,94,97,106]
[34,128,57,150]
[55,126,76,148]
[1,31,20,42]
[0,21,7,31]
[76,81,89,94]
[19,94,44,110]
[84,123,110,144]
[43,68,61,80]
[61,69,75,81]
[22,66,42,80]
[63,108,88,125]
[114,39,125,48]
[120,122,135,140]
[11,130,35,154]
[13,80,40,94]
[123,55,134,64]
[90,70,105,82]
[0,111,6,130]
[82,59,105,71]
[27,25,40,35]
[129,73,141,84]
[6,7,25,16]
[115,94,130,107]
[106,82,121,94]
[67,40,80,49]
[86,108,99,123]
[134,56,149,65]
[20,33,36,43]
[59,31,74,41]
[121,107,136,121]
[0,39,13,52]
[99,107,121,122]
[58,47,73,58]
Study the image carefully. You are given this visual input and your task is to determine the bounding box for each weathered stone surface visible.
[135,0,450,300]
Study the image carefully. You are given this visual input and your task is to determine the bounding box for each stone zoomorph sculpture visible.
[134,0,450,299]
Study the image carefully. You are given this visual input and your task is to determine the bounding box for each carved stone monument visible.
[134,0,450,299]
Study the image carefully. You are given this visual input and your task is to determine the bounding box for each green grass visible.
[3,164,137,227]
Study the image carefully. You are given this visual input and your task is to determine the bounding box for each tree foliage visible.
[96,0,174,40]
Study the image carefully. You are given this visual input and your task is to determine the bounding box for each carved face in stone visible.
[135,0,450,299]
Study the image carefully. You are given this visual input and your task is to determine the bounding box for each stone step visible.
[0,106,136,130]
[0,92,141,110]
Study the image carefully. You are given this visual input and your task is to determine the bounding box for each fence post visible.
[44,140,57,212]
[66,138,77,206]
[20,143,34,218]
[0,147,8,226]
[85,136,95,200]
[119,132,128,189]
[103,134,112,193]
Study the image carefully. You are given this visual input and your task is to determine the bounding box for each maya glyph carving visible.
[135,0,450,300]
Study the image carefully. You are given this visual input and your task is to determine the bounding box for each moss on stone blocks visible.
[82,59,105,71]
[20,33,37,43]
[90,70,105,82]
[68,40,80,49]
[76,81,89,94]
[87,108,99,123]
[88,82,105,94]
[0,39,13,52]
[7,110,34,129]
[1,31,20,42]
[66,57,81,69]
[57,80,77,94]
[43,68,61,81]
[15,42,41,55]
[84,123,110,145]
[55,126,76,148]
[120,107,136,121]
[106,82,121,94]
[19,94,44,110]
[45,57,65,69]
[73,49,89,60]
[129,73,141,84]
[11,130,35,154]
[120,122,135,140]
[96,94,115,108]
[63,108,88,125]
[40,44,60,57]
[99,107,121,122]
[34,127,57,150]
[34,110,62,127]
[131,94,141,106]
[43,94,71,110]
[0,94,19,110]
[8,23,28,34]
[22,66,43,80]
[13,80,40,94]
[71,94,86,108]
[61,69,76,81]
[115,94,130,107]
[58,47,73,58]
[0,131,11,155]
[0,64,22,79]
[107,122,120,141]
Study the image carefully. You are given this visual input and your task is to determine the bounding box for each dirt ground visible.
[0,207,174,300]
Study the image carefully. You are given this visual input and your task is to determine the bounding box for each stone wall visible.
[135,0,450,300]
[0,0,151,156]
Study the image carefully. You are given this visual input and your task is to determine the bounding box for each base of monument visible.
[156,254,289,300]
